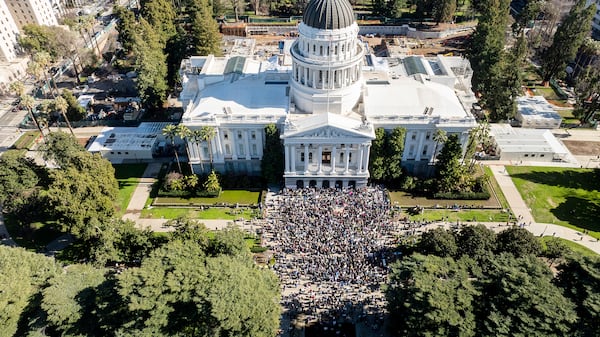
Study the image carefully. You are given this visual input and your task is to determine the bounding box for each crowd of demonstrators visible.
[262,186,398,334]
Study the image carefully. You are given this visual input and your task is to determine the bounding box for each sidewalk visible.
[487,164,600,254]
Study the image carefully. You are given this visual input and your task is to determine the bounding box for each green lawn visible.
[154,190,261,206]
[12,131,42,150]
[113,164,148,214]
[507,166,600,238]
[140,207,258,220]
[540,236,598,257]
[388,191,500,208]
[406,209,511,223]
[530,86,560,100]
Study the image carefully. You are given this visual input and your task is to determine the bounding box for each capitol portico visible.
[178,0,478,188]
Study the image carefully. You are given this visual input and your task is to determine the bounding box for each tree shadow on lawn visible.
[553,196,600,232]
[509,169,600,191]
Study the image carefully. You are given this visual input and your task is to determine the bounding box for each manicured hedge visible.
[433,191,491,200]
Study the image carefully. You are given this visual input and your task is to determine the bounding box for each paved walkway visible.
[487,164,600,254]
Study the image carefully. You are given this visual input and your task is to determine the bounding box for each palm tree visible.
[54,96,75,136]
[190,129,205,174]
[432,129,447,164]
[163,124,182,172]
[20,94,45,142]
[8,82,44,142]
[8,81,24,98]
[200,126,217,169]
[81,15,101,56]
[27,61,45,98]
[34,51,58,98]
[175,124,193,174]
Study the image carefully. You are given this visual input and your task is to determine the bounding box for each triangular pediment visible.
[286,125,371,139]
[282,112,375,140]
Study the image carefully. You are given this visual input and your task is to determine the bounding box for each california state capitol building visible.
[178,0,478,189]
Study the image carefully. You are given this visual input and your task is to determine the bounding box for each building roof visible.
[517,96,562,122]
[87,122,169,153]
[302,0,355,30]
[364,76,474,125]
[181,55,291,124]
[490,123,569,154]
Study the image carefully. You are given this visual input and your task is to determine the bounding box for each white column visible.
[214,129,223,161]
[244,130,251,160]
[284,145,290,173]
[317,145,323,173]
[290,145,296,173]
[415,131,426,161]
[358,145,364,173]
[344,147,350,174]
[364,144,371,172]
[331,146,336,173]
[258,129,264,158]
[304,144,309,173]
[231,131,238,160]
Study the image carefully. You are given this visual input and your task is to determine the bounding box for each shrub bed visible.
[432,191,491,200]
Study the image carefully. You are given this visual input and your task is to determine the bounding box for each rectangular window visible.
[238,131,242,139]
[238,144,244,156]
[426,132,431,140]
[251,131,256,140]
[223,132,228,139]
[252,144,257,156]
[422,145,428,156]
[411,133,417,140]
[301,152,305,162]
[322,151,331,164]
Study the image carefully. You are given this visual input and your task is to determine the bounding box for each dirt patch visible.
[562,140,600,155]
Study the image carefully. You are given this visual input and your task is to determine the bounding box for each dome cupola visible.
[302,0,355,30]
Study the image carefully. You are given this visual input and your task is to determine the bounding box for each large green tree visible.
[555,255,600,336]
[385,127,406,181]
[39,264,108,336]
[114,6,138,53]
[435,134,465,193]
[573,58,600,123]
[0,246,60,337]
[465,0,510,108]
[191,0,222,56]
[540,0,595,83]
[369,127,387,181]
[0,150,43,212]
[133,18,169,110]
[386,253,478,337]
[479,254,577,336]
[117,238,280,336]
[141,0,177,46]
[261,124,284,183]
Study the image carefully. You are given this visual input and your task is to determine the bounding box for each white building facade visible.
[179,0,477,188]
[5,0,58,30]
[0,1,20,62]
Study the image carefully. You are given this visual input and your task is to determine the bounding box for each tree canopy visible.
[541,0,595,83]
[387,225,596,337]
[261,124,284,184]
